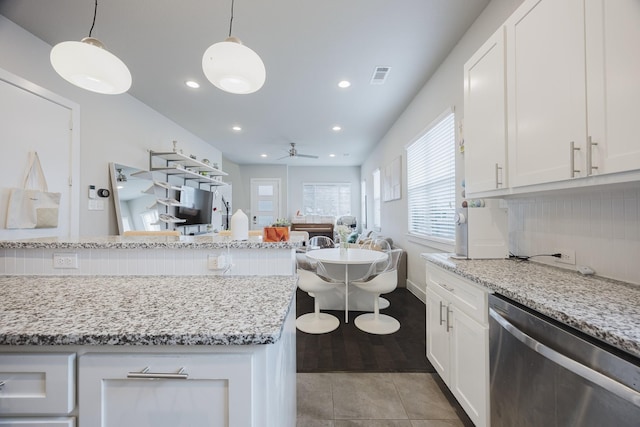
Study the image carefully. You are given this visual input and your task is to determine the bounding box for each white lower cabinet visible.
[79,353,252,427]
[425,264,489,427]
[0,353,75,425]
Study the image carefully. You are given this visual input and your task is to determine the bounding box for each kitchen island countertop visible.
[422,253,640,359]
[0,275,297,346]
[0,235,300,250]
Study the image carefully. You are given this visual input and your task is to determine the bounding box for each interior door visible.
[0,69,79,239]
[250,179,280,230]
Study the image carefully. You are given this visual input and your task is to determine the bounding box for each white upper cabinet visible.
[585,0,640,175]
[464,27,508,194]
[506,0,588,187]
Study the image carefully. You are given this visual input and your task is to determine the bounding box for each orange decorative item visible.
[263,226,290,242]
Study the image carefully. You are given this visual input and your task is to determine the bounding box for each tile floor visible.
[297,372,471,426]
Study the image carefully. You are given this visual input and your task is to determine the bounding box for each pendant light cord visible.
[228,0,235,37]
[88,0,98,37]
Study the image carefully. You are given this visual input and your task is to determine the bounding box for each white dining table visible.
[305,248,388,322]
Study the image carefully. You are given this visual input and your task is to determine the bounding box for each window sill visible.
[406,233,455,253]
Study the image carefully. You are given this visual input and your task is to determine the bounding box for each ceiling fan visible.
[278,142,318,160]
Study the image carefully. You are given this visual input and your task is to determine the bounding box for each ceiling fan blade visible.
[276,154,290,160]
[296,153,319,159]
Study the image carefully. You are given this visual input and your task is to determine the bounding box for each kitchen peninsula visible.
[0,236,299,426]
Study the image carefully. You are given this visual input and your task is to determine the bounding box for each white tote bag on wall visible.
[6,151,61,229]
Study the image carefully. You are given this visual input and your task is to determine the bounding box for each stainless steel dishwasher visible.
[489,294,640,427]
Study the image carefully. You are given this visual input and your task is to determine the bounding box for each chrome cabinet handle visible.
[0,380,5,389]
[489,308,640,406]
[439,283,454,293]
[439,301,445,326]
[495,163,503,188]
[587,136,598,175]
[127,366,188,380]
[570,141,581,177]
[446,306,453,332]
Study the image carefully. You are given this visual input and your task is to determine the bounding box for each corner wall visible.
[360,0,525,298]
[0,15,222,236]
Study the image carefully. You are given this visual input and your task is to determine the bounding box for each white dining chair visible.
[350,248,403,334]
[295,260,340,334]
[308,236,335,250]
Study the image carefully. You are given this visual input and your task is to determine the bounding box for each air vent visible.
[370,66,391,85]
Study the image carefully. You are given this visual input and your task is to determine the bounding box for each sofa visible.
[348,230,407,288]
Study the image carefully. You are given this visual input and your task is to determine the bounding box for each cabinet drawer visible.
[0,353,75,415]
[426,265,488,324]
[79,353,252,427]
[0,418,75,426]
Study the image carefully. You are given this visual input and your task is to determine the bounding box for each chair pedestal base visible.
[296,312,339,334]
[354,313,400,335]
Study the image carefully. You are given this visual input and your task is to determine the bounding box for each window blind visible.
[406,110,456,242]
[303,183,351,217]
[372,169,381,229]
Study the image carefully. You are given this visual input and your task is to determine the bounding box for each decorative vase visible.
[340,243,348,256]
[230,209,248,240]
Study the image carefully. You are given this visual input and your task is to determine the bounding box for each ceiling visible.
[0,0,489,166]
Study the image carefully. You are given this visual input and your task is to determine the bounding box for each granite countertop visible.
[422,253,640,359]
[0,275,297,346]
[0,235,300,250]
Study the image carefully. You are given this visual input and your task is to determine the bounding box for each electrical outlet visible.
[53,253,79,269]
[554,248,576,265]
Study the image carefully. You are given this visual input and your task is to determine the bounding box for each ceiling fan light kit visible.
[49,1,131,95]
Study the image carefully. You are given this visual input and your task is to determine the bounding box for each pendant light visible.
[202,0,266,94]
[50,0,132,95]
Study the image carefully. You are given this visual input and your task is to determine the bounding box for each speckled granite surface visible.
[0,235,300,250]
[423,253,640,359]
[0,275,297,346]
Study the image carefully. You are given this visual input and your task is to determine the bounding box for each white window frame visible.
[405,108,456,251]
[372,169,381,231]
[302,182,352,218]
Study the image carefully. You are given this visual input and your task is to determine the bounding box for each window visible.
[406,109,456,245]
[360,179,367,229]
[303,183,351,217]
[372,169,381,230]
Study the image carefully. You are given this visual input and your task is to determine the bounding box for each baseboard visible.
[406,279,425,304]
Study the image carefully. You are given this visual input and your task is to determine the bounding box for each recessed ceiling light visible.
[329,153,336,158]
[185,80,200,89]
[338,80,351,88]
[260,153,267,158]
[232,126,242,131]
[332,126,342,132]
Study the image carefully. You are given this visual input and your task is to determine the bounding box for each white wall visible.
[360,0,525,296]
[0,15,222,236]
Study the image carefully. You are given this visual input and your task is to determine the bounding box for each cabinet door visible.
[79,353,252,427]
[450,308,489,427]
[425,287,450,384]
[464,26,507,194]
[506,0,587,187]
[585,0,640,175]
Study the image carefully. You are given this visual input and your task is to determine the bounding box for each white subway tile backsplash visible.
[508,185,640,285]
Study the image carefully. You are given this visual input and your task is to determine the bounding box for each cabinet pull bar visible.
[446,306,453,332]
[587,136,598,174]
[127,366,188,380]
[495,163,503,188]
[439,301,445,326]
[570,141,581,177]
[0,381,5,388]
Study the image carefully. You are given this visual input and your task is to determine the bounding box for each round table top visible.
[305,248,387,264]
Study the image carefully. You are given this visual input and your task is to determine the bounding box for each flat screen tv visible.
[176,186,213,226]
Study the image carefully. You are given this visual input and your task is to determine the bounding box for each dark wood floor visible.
[296,287,435,373]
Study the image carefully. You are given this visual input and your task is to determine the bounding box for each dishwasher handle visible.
[489,308,640,406]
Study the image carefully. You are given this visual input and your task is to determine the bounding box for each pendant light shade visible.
[50,37,132,95]
[202,36,265,94]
